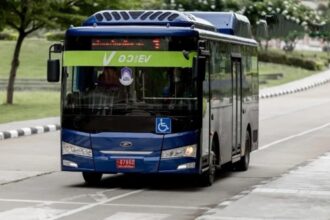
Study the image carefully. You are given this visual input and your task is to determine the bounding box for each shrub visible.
[259,51,325,71]
[45,32,65,41]
[0,32,17,41]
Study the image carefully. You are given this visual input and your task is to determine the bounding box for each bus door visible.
[200,58,211,168]
[231,57,242,157]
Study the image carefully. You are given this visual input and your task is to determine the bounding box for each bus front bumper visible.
[62,154,199,174]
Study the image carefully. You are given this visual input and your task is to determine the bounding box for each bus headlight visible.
[161,144,197,159]
[62,142,92,157]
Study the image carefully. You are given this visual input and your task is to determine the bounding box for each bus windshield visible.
[63,66,197,116]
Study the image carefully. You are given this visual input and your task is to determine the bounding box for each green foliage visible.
[259,62,317,88]
[259,51,326,71]
[244,0,325,28]
[42,0,166,28]
[164,0,239,11]
[45,32,65,41]
[243,0,327,50]
[0,32,18,41]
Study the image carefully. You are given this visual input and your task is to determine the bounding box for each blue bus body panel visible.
[162,130,198,150]
[62,154,94,172]
[159,130,198,172]
[61,129,199,174]
[61,129,94,171]
[91,132,163,173]
[62,129,91,148]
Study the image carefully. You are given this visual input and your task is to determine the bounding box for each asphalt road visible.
[1,83,330,220]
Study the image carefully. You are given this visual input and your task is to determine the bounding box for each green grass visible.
[0,38,55,79]
[259,62,317,88]
[0,91,60,123]
[267,48,329,63]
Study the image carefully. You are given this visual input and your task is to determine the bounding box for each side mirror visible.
[47,43,63,83]
[193,56,206,81]
[47,59,60,82]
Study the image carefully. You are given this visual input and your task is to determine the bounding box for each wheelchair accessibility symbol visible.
[156,118,171,134]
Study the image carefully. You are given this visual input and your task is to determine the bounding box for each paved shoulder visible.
[197,152,330,220]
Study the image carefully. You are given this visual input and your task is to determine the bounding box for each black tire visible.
[200,144,217,187]
[82,172,103,185]
[234,131,251,171]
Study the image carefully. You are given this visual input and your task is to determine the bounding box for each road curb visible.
[0,124,60,141]
[259,77,330,99]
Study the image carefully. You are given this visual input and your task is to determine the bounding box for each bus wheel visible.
[235,131,251,171]
[200,148,216,187]
[82,172,103,185]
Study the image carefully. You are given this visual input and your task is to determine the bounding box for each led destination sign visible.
[92,38,166,50]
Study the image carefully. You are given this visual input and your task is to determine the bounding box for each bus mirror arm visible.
[47,43,63,83]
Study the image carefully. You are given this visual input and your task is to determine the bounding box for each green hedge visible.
[0,32,17,41]
[259,51,325,71]
[45,32,65,41]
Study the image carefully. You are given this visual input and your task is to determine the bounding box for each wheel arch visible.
[211,132,221,166]
[245,124,252,153]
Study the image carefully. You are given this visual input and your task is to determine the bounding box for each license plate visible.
[116,159,135,169]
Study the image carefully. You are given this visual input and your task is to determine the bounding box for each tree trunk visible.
[6,32,25,104]
[265,39,269,52]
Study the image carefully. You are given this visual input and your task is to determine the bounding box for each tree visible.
[1,1,70,104]
[243,0,325,51]
[1,0,141,105]
[164,0,239,11]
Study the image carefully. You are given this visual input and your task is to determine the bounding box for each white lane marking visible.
[0,198,87,205]
[108,203,210,210]
[198,216,267,220]
[59,188,118,203]
[254,188,330,196]
[259,122,330,150]
[104,212,169,220]
[0,198,210,210]
[0,207,63,220]
[48,189,144,220]
[0,188,118,205]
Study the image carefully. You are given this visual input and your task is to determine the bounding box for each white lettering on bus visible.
[119,55,126,63]
[103,52,117,65]
[118,54,152,64]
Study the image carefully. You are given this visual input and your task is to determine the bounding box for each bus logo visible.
[119,67,134,86]
[120,141,133,147]
[156,118,171,134]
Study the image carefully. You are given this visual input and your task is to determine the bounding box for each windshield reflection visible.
[63,66,198,116]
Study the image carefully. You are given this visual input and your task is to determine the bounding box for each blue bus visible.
[47,10,259,186]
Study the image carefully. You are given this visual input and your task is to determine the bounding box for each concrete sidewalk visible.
[197,152,330,220]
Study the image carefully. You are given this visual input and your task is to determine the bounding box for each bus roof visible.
[81,10,254,39]
[66,10,257,46]
[189,12,253,38]
[83,10,216,32]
